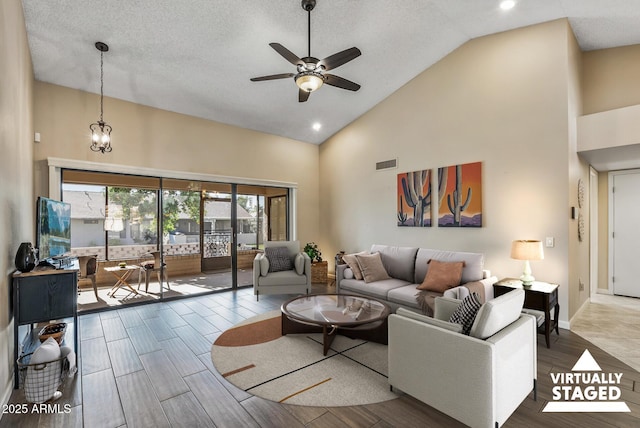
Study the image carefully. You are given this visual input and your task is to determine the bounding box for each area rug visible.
[211,310,398,406]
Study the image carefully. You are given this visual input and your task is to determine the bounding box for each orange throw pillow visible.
[417,259,466,293]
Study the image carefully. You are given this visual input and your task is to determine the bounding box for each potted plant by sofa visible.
[304,242,327,284]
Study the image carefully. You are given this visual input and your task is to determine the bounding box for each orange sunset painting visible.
[438,162,482,227]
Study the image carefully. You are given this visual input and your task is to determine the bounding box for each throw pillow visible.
[343,268,354,279]
[265,246,293,272]
[416,259,466,292]
[342,251,368,280]
[294,253,305,275]
[449,292,482,335]
[259,253,269,276]
[355,252,390,283]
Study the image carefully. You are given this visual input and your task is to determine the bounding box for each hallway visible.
[571,293,640,372]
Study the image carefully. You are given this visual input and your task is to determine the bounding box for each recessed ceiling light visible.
[500,0,516,10]
[312,122,322,131]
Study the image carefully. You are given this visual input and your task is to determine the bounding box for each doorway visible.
[609,169,640,298]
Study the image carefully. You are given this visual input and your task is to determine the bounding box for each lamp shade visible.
[510,240,544,261]
[296,72,324,92]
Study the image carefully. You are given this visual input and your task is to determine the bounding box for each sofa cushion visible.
[339,278,409,300]
[387,284,424,310]
[470,288,525,339]
[258,270,307,286]
[343,268,354,279]
[343,251,368,280]
[370,245,419,283]
[416,259,465,292]
[355,252,390,283]
[396,307,464,333]
[449,292,482,335]
[414,248,484,284]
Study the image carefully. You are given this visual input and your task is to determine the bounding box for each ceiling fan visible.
[250,0,362,102]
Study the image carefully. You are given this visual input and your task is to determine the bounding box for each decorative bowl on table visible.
[38,322,67,344]
[118,262,126,268]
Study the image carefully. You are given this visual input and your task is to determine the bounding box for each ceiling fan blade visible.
[250,73,294,82]
[324,74,361,91]
[319,47,361,71]
[298,89,310,103]
[269,43,304,66]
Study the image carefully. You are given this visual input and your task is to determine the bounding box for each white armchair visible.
[253,241,311,301]
[388,289,536,428]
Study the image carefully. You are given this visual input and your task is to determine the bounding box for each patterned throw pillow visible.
[265,246,293,272]
[449,292,482,335]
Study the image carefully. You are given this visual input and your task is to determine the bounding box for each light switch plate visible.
[545,237,555,248]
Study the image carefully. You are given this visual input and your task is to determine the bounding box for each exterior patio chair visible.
[138,251,170,292]
[77,254,98,299]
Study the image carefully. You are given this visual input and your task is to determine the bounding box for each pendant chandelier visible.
[89,42,112,153]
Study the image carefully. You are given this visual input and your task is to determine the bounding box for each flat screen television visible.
[36,196,71,260]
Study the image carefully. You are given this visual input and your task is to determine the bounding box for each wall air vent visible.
[376,159,397,171]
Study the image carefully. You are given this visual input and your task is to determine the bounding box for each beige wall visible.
[580,44,640,293]
[582,44,640,115]
[0,0,34,407]
[320,20,580,324]
[33,82,320,245]
[566,27,590,318]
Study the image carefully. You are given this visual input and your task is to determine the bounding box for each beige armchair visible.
[388,289,536,428]
[253,241,311,301]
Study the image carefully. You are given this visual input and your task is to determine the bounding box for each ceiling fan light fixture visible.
[296,71,324,92]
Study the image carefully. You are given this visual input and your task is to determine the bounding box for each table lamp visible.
[510,240,544,285]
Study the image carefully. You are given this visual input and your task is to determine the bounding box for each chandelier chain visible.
[100,49,104,122]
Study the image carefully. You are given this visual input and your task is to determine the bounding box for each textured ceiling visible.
[21,0,640,145]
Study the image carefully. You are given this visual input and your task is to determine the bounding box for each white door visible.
[612,171,640,297]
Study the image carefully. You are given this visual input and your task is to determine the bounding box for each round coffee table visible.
[281,294,391,355]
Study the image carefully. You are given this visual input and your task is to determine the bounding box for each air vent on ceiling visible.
[376,159,397,171]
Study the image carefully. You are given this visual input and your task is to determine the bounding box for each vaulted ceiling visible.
[21,0,640,144]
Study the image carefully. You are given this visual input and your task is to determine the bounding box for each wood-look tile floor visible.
[2,286,639,428]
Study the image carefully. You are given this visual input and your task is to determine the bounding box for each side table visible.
[494,278,559,348]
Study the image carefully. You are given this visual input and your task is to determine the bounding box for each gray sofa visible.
[336,244,497,314]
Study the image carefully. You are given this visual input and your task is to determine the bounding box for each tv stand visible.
[12,268,78,388]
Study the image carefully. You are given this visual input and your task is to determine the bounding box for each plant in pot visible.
[304,242,327,284]
[303,242,323,263]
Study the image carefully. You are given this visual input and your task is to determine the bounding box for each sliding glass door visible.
[62,169,291,310]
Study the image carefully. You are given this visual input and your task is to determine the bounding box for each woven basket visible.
[311,261,328,284]
[38,323,67,344]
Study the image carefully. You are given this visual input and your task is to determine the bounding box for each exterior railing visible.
[203,230,231,257]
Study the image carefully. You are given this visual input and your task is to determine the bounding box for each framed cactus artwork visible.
[397,169,433,227]
[437,161,482,227]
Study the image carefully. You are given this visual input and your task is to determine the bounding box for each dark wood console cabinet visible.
[12,269,78,388]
